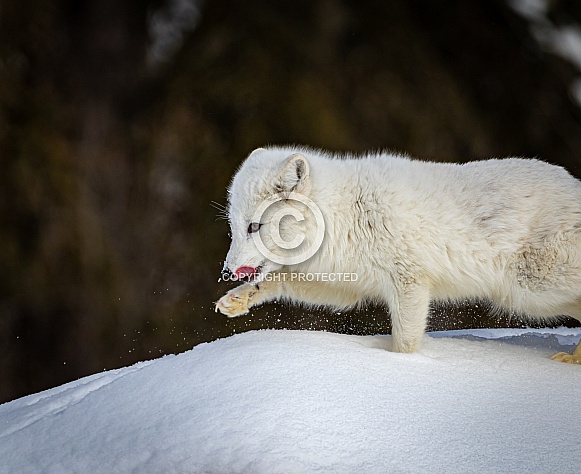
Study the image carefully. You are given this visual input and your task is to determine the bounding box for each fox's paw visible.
[215,284,257,318]
[550,351,581,364]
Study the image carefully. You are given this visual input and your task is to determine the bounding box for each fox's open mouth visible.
[230,264,264,283]
[245,265,263,283]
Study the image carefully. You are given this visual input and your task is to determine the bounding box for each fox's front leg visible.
[215,279,282,317]
[390,285,431,353]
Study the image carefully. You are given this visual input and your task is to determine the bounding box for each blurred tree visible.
[0,0,160,400]
[1,0,580,402]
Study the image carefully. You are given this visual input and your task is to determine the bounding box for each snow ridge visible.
[0,328,580,473]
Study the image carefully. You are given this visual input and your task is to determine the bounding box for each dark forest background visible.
[1,0,581,402]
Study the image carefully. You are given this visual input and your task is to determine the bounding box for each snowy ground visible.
[0,327,580,473]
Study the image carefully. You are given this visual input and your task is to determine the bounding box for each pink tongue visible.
[234,266,256,279]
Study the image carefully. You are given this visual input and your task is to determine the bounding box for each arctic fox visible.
[216,146,581,364]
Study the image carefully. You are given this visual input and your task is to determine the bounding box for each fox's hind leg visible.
[551,339,581,364]
[550,302,581,364]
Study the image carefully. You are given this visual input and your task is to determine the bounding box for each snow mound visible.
[1,328,580,473]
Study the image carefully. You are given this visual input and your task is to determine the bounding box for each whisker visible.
[211,201,229,221]
[210,201,227,211]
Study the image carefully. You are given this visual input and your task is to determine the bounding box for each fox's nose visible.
[234,266,256,279]
[221,267,234,281]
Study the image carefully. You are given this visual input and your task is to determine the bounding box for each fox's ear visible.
[249,147,266,157]
[278,153,310,194]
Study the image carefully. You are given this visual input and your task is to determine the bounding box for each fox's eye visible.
[247,222,261,234]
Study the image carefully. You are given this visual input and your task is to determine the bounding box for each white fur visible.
[216,146,581,363]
